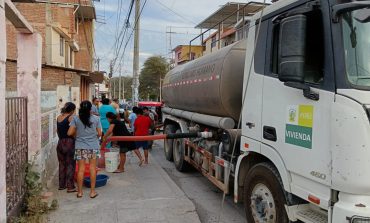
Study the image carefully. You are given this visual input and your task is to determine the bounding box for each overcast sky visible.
[93,0,253,77]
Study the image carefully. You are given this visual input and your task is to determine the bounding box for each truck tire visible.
[164,124,176,161]
[173,129,190,172]
[243,162,289,223]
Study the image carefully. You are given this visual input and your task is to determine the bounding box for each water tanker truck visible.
[161,0,370,222]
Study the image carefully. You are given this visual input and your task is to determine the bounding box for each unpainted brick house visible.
[6,0,103,111]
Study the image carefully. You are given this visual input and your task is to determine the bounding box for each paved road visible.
[150,141,247,223]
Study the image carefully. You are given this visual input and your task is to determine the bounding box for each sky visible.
[93,0,252,77]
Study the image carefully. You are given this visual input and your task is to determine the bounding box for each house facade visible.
[6,0,102,111]
[172,45,204,66]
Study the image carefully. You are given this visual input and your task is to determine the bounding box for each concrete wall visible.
[41,91,57,112]
[0,0,8,221]
[40,109,59,188]
[50,28,65,67]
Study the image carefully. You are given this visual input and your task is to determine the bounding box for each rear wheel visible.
[173,129,190,172]
[164,124,176,161]
[244,163,289,223]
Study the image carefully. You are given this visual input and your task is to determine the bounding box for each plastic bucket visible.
[105,152,119,172]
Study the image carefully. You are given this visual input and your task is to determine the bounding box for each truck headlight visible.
[348,216,370,223]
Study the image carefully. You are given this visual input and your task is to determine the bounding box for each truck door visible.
[261,6,335,206]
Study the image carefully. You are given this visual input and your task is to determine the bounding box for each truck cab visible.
[239,0,370,222]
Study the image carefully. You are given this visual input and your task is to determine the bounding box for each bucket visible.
[98,149,107,168]
[105,151,119,172]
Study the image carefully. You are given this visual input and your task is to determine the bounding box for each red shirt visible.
[134,115,152,136]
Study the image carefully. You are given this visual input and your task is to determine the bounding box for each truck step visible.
[296,208,328,223]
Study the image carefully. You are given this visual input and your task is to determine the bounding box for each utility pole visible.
[159,77,162,102]
[132,0,140,105]
[166,26,176,67]
[119,66,122,101]
[113,78,116,99]
[122,75,125,101]
[97,57,100,71]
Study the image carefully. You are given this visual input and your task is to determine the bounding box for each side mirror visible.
[278,15,307,83]
[277,14,319,101]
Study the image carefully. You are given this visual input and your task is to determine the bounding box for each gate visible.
[5,97,28,218]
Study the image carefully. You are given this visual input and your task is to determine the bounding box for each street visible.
[151,141,247,223]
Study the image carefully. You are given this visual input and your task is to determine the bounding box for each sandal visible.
[138,159,144,166]
[58,187,66,190]
[77,193,83,198]
[67,188,77,193]
[90,193,98,199]
[113,169,125,173]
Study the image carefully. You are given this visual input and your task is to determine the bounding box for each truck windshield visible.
[342,8,370,87]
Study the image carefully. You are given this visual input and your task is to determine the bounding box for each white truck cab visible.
[162,0,370,222]
[239,0,370,222]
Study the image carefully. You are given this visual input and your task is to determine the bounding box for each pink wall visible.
[17,33,42,156]
[0,0,7,221]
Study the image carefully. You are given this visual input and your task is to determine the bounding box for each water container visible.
[105,152,119,172]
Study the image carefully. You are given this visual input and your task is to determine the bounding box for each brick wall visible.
[6,3,47,62]
[6,61,17,91]
[41,67,79,91]
[71,73,81,87]
[50,4,75,35]
[74,20,93,71]
[6,22,17,60]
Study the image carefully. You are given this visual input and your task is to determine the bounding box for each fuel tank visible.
[162,40,246,121]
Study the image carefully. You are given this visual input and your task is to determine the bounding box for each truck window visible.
[271,10,324,84]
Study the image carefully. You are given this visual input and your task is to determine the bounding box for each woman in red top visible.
[134,108,153,164]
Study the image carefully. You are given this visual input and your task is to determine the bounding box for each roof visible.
[195,1,269,29]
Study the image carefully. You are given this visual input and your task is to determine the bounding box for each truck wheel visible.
[244,162,289,223]
[164,124,176,161]
[173,129,190,172]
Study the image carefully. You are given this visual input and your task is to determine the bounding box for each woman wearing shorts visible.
[68,100,102,198]
[103,112,143,172]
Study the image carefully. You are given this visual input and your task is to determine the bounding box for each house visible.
[172,45,204,66]
[195,2,268,55]
[3,0,105,205]
[5,0,104,111]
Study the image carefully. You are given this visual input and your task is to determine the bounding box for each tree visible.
[139,56,169,101]
[110,76,133,100]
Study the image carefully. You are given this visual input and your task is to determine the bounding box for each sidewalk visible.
[47,149,201,223]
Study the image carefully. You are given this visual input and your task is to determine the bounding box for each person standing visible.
[56,102,77,192]
[99,98,116,149]
[143,107,155,149]
[123,108,130,124]
[128,106,138,133]
[134,108,153,164]
[68,101,102,198]
[104,112,143,172]
[111,99,120,114]
[91,97,100,116]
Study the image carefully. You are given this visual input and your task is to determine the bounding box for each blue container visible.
[83,174,109,188]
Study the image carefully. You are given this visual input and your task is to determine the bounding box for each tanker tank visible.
[162,39,246,121]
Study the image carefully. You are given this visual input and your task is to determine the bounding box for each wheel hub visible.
[250,183,276,223]
[173,140,181,164]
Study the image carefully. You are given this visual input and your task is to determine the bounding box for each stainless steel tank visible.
[162,40,246,121]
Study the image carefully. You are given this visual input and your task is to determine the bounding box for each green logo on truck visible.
[285,105,313,149]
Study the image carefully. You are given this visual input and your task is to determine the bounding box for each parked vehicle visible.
[161,0,370,222]
[138,101,163,123]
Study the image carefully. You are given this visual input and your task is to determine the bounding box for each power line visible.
[114,0,148,73]
[111,0,135,71]
[154,0,197,25]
